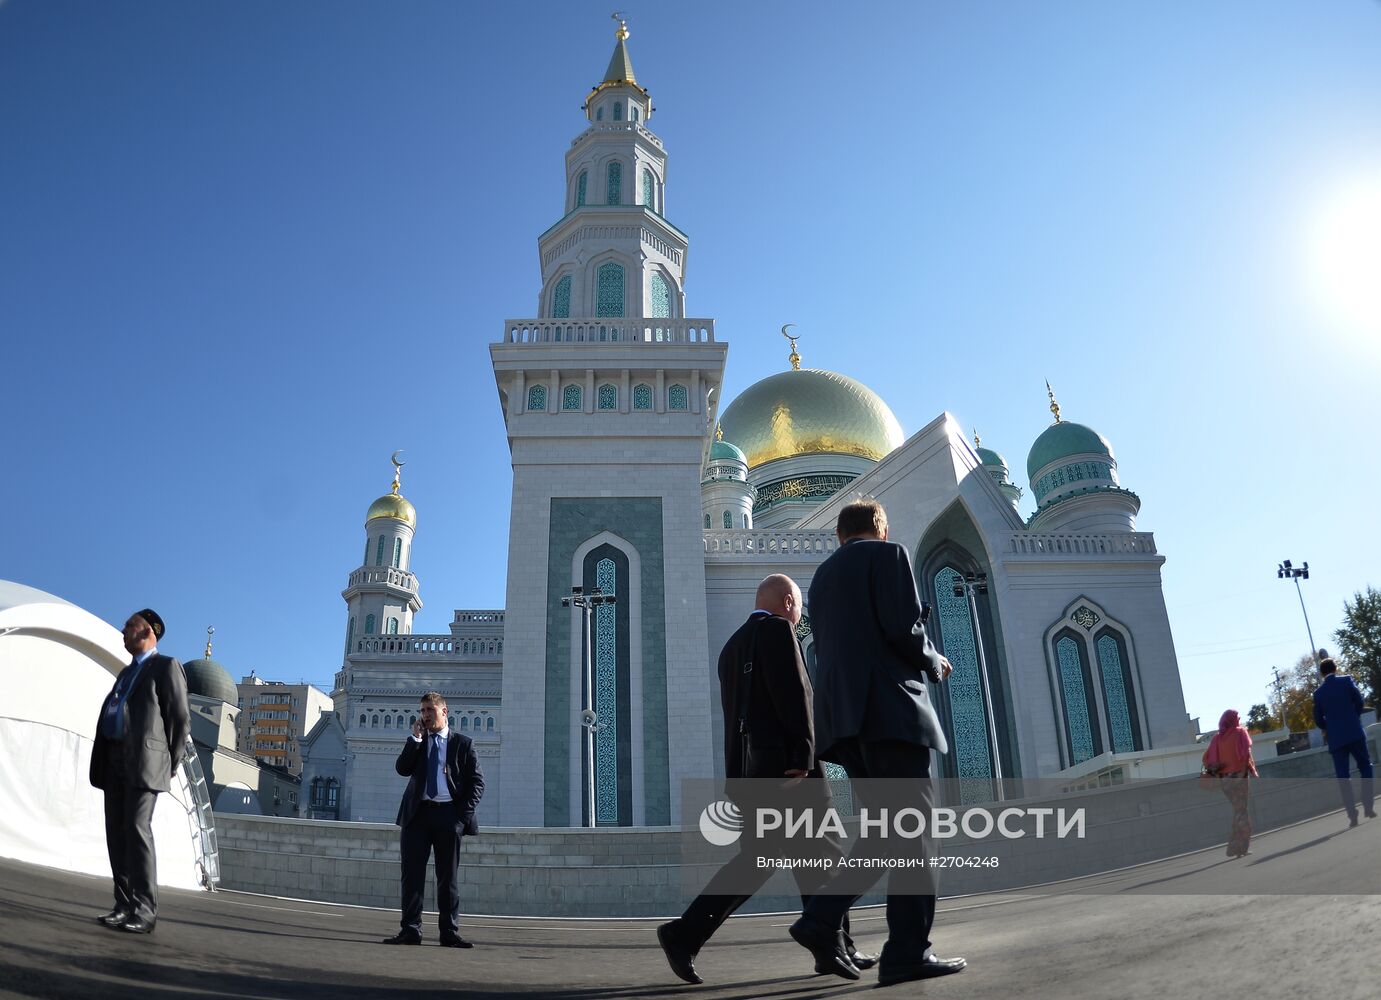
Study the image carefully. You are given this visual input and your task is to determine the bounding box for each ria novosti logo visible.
[699,800,743,846]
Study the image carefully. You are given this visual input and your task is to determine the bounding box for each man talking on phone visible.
[382,691,484,947]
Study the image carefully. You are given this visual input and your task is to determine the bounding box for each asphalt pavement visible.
[0,808,1376,1000]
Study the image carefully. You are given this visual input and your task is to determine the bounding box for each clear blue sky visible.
[4,1,1379,730]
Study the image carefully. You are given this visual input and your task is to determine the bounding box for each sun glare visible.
[1308,176,1381,342]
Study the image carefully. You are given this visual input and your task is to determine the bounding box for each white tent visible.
[0,581,207,891]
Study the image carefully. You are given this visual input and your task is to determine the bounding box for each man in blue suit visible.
[1311,658,1375,827]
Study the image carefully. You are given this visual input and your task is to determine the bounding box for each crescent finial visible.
[781,324,802,370]
[389,451,405,494]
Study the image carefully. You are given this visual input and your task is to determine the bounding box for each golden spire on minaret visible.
[973,429,982,449]
[612,11,629,41]
[1046,381,1062,423]
[781,324,802,371]
[390,449,405,494]
[715,424,724,442]
[204,625,215,659]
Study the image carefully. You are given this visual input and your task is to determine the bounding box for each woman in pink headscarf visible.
[1202,709,1259,857]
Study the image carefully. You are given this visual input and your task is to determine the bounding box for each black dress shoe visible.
[381,930,422,945]
[96,909,130,927]
[1366,809,1378,819]
[789,917,860,981]
[877,954,967,986]
[656,922,703,985]
[848,949,880,971]
[439,934,474,949]
[118,915,156,935]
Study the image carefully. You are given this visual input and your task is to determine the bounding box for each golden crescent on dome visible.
[781,324,802,371]
[390,449,406,468]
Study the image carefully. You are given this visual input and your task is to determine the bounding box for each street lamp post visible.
[1277,560,1319,667]
[952,572,1004,801]
[561,585,617,828]
[1271,665,1290,733]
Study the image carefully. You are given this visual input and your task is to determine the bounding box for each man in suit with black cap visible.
[382,690,485,947]
[89,608,190,934]
[789,499,967,986]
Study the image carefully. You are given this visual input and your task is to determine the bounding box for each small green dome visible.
[183,657,239,706]
[976,446,1008,470]
[709,439,747,464]
[1027,421,1114,481]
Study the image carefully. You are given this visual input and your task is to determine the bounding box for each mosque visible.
[317,20,1190,828]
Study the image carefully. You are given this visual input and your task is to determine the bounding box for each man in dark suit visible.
[89,608,190,934]
[789,499,967,987]
[1312,657,1376,827]
[657,574,872,984]
[382,690,485,947]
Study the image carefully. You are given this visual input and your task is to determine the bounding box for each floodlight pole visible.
[1277,560,1319,667]
[561,586,616,828]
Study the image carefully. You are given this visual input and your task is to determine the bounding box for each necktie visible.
[425,735,439,800]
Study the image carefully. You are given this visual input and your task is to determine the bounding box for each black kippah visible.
[136,608,165,640]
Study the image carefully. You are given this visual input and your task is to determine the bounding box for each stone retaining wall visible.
[217,734,1376,917]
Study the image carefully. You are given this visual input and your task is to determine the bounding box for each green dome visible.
[975,446,1008,470]
[183,657,239,706]
[1027,421,1114,481]
[709,439,747,464]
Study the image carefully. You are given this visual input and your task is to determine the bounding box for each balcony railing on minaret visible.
[499,318,714,345]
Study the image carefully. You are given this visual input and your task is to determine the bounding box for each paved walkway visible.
[0,809,1376,999]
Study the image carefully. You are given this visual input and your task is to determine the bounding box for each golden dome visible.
[366,484,416,528]
[717,369,905,470]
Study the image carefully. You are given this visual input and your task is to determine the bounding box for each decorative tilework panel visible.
[562,385,582,410]
[667,383,688,410]
[934,566,992,802]
[633,384,652,410]
[595,558,618,824]
[598,384,617,410]
[1056,636,1095,764]
[1097,635,1135,754]
[527,384,547,411]
[606,161,622,205]
[649,272,670,319]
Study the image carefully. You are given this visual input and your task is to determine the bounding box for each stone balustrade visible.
[346,567,417,591]
[501,318,715,345]
[1007,532,1158,557]
[703,529,837,560]
[349,634,502,658]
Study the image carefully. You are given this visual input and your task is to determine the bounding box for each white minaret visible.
[492,17,725,828]
[537,15,685,322]
[701,427,756,530]
[341,454,422,656]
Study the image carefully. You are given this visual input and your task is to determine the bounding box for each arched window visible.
[596,105,604,121]
[562,384,582,410]
[704,513,711,529]
[375,536,385,566]
[743,513,749,528]
[527,384,547,411]
[597,384,617,410]
[1095,629,1142,753]
[392,538,402,568]
[631,105,639,121]
[363,539,370,565]
[359,714,366,727]
[383,715,391,727]
[365,614,376,634]
[613,101,623,121]
[932,566,993,799]
[1054,631,1100,765]
[410,715,417,727]
[371,714,379,727]
[575,172,587,208]
[388,617,399,635]
[606,161,622,205]
[459,716,468,730]
[633,383,653,410]
[487,717,495,731]
[596,262,624,317]
[642,168,654,211]
[552,275,572,318]
[649,272,670,319]
[723,510,733,529]
[667,384,688,410]
[347,617,355,652]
